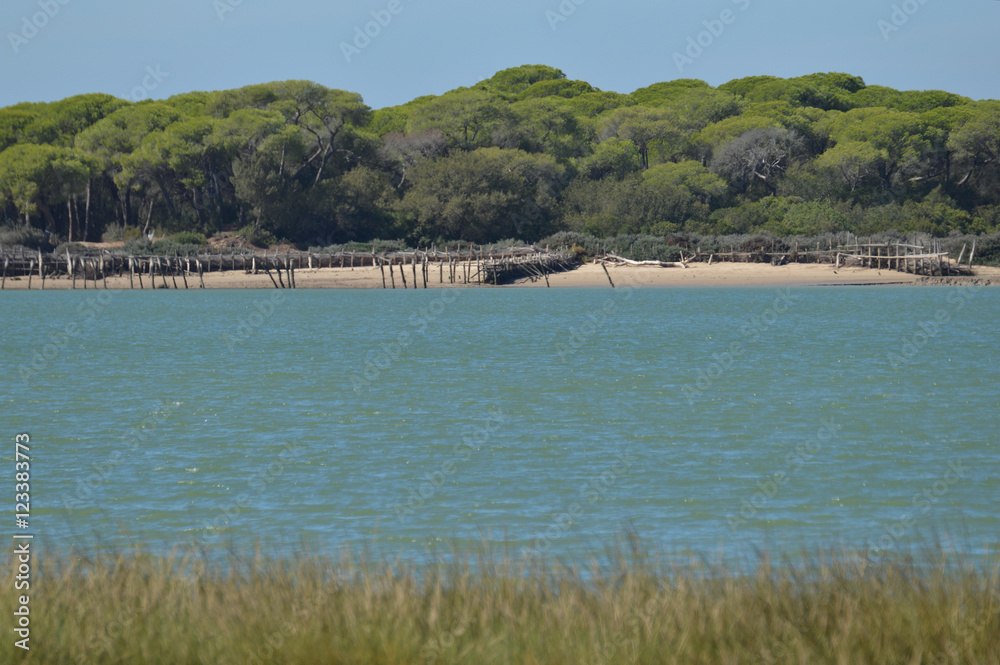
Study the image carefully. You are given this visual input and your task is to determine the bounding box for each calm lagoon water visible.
[1,286,998,565]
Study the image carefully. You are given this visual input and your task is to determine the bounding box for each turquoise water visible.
[1,286,998,565]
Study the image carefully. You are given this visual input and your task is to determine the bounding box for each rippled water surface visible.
[2,286,997,564]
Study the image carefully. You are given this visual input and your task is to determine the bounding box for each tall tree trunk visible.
[194,188,207,229]
[313,143,334,185]
[212,171,225,217]
[67,197,74,243]
[123,189,133,228]
[84,182,92,242]
[156,177,176,218]
[143,200,155,236]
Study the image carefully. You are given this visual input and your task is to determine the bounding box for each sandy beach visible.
[2,261,998,290]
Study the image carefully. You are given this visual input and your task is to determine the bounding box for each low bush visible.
[169,231,209,246]
[0,222,47,249]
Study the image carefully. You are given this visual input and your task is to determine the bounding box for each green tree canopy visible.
[398,147,565,243]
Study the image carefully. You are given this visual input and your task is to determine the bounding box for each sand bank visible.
[2,262,997,290]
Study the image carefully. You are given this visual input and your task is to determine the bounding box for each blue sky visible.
[1,0,997,110]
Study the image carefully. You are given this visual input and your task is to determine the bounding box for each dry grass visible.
[2,544,998,664]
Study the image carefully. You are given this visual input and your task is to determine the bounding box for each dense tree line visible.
[1,65,998,250]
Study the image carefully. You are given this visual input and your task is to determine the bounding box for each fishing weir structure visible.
[0,245,576,289]
[693,237,977,277]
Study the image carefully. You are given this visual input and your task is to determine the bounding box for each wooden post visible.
[290,260,296,289]
[158,258,169,289]
[263,264,280,289]
[969,239,977,268]
[170,258,178,289]
[38,250,45,289]
[379,257,387,289]
[102,256,109,289]
[181,259,189,289]
[28,260,34,289]
[399,261,407,289]
[1,257,7,290]
[66,249,75,288]
[197,260,205,289]
[389,258,396,289]
[956,244,967,267]
[137,260,144,289]
[600,261,615,288]
[274,261,286,288]
[411,253,418,287]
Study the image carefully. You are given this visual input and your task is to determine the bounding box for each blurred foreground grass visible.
[2,543,998,665]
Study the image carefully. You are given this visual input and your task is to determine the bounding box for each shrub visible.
[236,225,278,248]
[101,225,142,243]
[170,231,208,246]
[53,242,89,256]
[0,222,47,249]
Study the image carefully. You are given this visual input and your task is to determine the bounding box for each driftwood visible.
[601,253,689,269]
